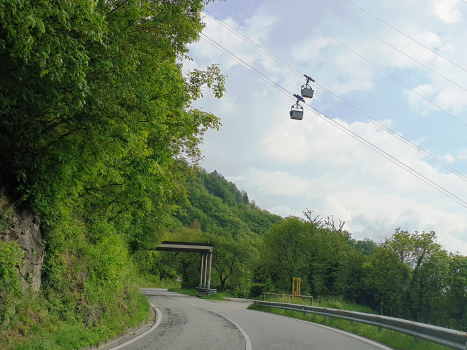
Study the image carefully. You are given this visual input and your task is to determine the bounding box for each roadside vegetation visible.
[0,0,226,348]
[167,288,234,301]
[1,0,466,349]
[249,301,451,350]
[154,170,467,334]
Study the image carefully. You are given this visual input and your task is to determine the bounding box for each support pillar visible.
[207,252,213,289]
[199,253,204,287]
[203,253,208,287]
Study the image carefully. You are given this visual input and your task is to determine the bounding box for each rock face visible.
[1,209,44,292]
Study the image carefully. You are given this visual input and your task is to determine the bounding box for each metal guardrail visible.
[262,292,313,303]
[255,301,467,350]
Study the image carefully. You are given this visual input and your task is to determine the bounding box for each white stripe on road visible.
[150,291,252,350]
[254,310,393,350]
[110,304,162,350]
[174,298,253,350]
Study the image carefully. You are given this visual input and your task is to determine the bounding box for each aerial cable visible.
[345,0,467,74]
[273,0,467,129]
[202,10,467,185]
[199,33,467,209]
[309,0,467,92]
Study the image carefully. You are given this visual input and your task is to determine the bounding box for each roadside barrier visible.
[254,300,467,350]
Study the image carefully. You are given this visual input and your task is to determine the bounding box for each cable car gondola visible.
[301,74,315,99]
[290,94,305,120]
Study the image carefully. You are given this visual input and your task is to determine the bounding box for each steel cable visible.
[202,10,467,185]
[199,33,467,209]
[273,0,467,129]
[345,0,467,74]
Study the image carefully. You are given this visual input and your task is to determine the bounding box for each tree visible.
[205,233,253,291]
[261,217,312,291]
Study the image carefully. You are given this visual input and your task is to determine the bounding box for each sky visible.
[185,0,467,254]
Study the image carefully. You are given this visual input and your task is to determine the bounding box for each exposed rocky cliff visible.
[0,194,44,292]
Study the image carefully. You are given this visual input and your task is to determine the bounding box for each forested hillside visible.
[153,170,467,332]
[0,0,227,348]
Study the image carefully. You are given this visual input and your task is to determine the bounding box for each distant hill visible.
[175,169,283,242]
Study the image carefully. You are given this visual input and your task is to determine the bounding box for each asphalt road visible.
[119,289,392,350]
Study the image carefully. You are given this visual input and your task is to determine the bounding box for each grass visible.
[200,292,233,301]
[260,295,375,313]
[137,274,182,289]
[1,287,151,350]
[167,288,199,296]
[249,296,451,350]
[167,288,233,301]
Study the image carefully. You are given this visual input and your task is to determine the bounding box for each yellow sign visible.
[292,277,301,296]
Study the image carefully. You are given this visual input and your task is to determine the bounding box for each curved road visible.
[120,289,391,350]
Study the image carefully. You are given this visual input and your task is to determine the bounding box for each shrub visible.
[0,241,24,329]
[249,283,265,298]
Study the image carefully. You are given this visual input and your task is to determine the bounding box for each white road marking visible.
[254,310,393,350]
[150,290,252,350]
[176,299,253,350]
[109,304,162,350]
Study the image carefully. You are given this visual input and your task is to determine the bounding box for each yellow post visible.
[298,278,301,296]
[292,277,296,295]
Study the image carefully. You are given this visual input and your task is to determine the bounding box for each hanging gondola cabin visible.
[290,102,304,120]
[301,74,315,99]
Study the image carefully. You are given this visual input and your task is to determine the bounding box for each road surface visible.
[118,288,391,350]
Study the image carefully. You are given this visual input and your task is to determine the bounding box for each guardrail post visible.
[263,292,265,301]
[253,299,467,349]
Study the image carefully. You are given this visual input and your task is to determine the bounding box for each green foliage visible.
[251,303,451,350]
[0,194,16,233]
[261,217,313,290]
[0,241,24,329]
[1,0,227,347]
[249,284,265,298]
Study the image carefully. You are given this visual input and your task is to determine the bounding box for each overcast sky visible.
[185,0,467,254]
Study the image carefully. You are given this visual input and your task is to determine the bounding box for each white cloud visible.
[403,84,437,115]
[440,153,456,164]
[431,0,463,23]
[244,112,467,253]
[190,0,467,254]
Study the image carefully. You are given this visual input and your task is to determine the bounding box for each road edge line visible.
[178,300,252,350]
[154,291,252,350]
[109,304,162,350]
[251,309,392,350]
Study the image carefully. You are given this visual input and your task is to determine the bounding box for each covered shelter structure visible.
[155,241,216,296]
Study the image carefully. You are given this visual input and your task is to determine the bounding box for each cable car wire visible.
[309,0,467,92]
[202,10,467,185]
[344,0,467,74]
[273,0,467,129]
[199,33,467,209]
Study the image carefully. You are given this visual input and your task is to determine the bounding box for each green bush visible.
[249,283,265,298]
[0,241,24,329]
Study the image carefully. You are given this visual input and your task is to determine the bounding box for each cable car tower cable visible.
[201,10,467,185]
[199,33,467,210]
[308,0,467,91]
[271,0,467,129]
[344,0,467,74]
